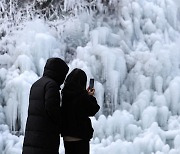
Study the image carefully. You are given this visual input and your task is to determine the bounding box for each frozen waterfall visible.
[1,0,180,154]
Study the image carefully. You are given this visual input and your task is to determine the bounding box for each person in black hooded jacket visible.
[22,57,69,154]
[61,68,100,154]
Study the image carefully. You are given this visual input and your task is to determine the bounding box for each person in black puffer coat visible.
[22,57,69,154]
[61,68,100,154]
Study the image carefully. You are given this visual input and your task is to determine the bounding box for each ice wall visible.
[1,0,180,154]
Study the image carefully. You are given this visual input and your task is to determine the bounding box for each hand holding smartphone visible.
[88,78,95,95]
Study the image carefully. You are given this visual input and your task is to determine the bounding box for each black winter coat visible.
[22,58,69,154]
[61,91,100,140]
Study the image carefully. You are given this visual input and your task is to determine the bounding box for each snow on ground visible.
[1,0,180,153]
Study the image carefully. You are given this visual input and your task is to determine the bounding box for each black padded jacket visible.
[61,91,100,140]
[22,58,69,154]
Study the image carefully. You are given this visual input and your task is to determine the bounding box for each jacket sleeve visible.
[44,81,61,126]
[79,94,100,117]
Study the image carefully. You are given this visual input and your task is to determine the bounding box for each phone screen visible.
[89,78,94,89]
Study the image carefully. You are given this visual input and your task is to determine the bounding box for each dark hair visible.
[62,68,87,96]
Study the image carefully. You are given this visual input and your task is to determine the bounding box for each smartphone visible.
[89,78,94,90]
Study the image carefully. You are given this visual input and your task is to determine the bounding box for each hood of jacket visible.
[43,58,69,85]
